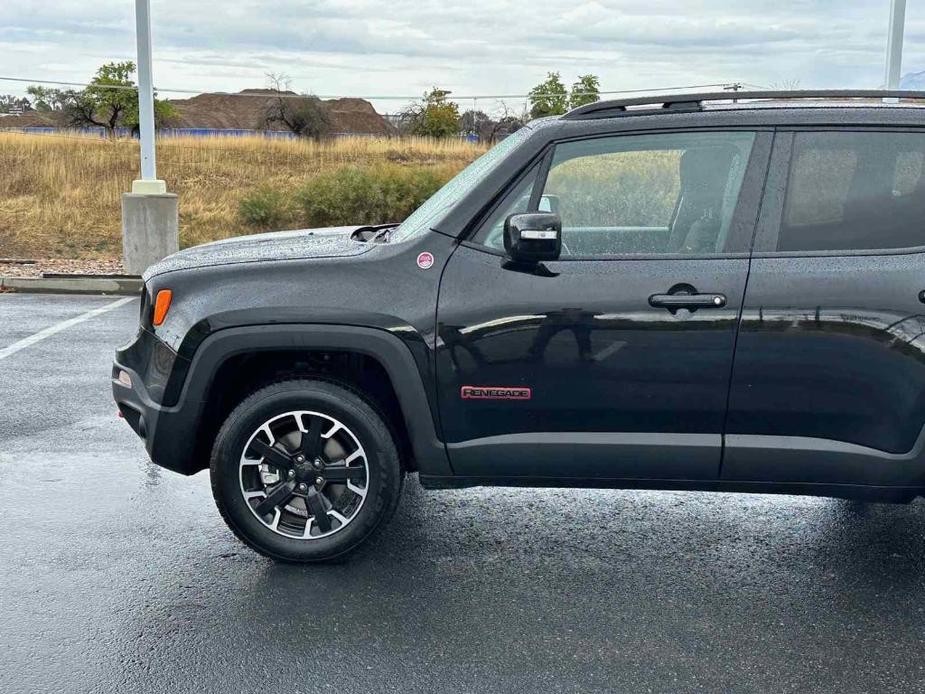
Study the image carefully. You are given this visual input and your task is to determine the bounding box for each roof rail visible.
[562,89,925,120]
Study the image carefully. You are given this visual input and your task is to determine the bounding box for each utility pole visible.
[122,0,178,274]
[885,0,906,90]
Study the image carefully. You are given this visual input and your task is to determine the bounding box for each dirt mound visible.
[0,90,396,136]
[0,111,61,128]
[325,98,394,136]
[167,92,270,130]
[168,90,395,135]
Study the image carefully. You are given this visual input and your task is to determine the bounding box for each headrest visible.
[679,146,738,198]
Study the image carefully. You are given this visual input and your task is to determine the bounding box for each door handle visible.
[649,293,726,310]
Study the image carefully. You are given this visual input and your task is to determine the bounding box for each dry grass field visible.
[0,132,484,259]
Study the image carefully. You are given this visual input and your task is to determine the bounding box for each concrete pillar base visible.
[121,193,179,275]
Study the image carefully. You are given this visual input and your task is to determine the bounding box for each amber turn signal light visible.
[152,289,173,326]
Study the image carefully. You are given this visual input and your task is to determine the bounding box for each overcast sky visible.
[3,1,925,113]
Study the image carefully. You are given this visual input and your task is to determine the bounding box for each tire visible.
[210,378,403,563]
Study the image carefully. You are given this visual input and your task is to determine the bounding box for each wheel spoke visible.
[328,510,349,527]
[299,416,325,460]
[249,439,293,471]
[321,464,365,483]
[254,480,296,517]
[305,488,332,533]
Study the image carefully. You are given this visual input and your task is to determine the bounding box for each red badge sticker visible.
[416,251,435,270]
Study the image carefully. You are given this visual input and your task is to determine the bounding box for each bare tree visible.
[487,101,525,143]
[264,73,331,140]
[394,103,422,136]
[459,109,493,142]
[767,79,802,91]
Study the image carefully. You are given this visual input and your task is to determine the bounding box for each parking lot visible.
[1,292,925,693]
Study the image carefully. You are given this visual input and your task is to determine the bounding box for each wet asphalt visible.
[1,292,925,693]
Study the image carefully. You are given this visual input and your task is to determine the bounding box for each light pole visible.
[885,0,907,90]
[122,0,178,274]
[132,0,163,193]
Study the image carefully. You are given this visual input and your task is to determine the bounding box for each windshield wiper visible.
[369,226,395,243]
[351,226,395,243]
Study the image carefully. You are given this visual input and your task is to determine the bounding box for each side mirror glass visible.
[504,212,562,263]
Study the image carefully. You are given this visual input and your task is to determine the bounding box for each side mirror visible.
[503,212,562,263]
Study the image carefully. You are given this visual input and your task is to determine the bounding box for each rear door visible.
[436,129,772,480]
[724,128,925,486]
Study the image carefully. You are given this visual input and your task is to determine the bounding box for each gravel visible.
[0,258,127,278]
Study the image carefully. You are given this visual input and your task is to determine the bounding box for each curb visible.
[0,276,143,295]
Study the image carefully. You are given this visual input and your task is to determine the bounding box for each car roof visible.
[553,90,925,130]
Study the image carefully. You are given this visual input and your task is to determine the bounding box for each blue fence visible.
[11,126,301,139]
[160,128,298,139]
[5,127,481,141]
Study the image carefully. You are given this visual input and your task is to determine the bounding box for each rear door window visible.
[778,131,925,252]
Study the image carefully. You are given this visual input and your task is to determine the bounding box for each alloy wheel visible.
[238,410,369,539]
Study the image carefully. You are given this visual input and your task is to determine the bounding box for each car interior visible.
[482,134,754,258]
[553,144,746,256]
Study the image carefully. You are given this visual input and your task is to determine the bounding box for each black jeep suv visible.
[114,90,925,562]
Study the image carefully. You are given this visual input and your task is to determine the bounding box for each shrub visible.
[0,132,484,257]
[294,164,452,227]
[238,186,290,230]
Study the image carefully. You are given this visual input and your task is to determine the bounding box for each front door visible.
[436,129,771,480]
[725,129,925,487]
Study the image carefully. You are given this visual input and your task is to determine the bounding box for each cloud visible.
[0,0,920,113]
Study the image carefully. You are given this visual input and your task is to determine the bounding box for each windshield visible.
[391,127,532,242]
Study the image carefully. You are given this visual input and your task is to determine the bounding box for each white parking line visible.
[0,297,134,361]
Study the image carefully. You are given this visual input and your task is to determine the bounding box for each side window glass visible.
[539,131,755,257]
[779,131,925,252]
[479,165,540,250]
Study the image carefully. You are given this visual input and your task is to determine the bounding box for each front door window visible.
[480,131,756,257]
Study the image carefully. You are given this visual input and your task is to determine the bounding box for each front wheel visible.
[210,379,403,562]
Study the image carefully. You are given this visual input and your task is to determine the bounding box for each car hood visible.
[142,226,376,281]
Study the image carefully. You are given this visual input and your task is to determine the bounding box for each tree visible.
[768,79,800,91]
[0,94,32,114]
[263,73,331,140]
[527,72,568,119]
[569,74,600,109]
[125,98,179,136]
[401,88,460,138]
[26,62,176,135]
[26,85,71,112]
[490,115,524,142]
[486,101,525,143]
[79,61,138,134]
[458,109,492,141]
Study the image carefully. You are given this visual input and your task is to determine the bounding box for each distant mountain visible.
[900,70,925,90]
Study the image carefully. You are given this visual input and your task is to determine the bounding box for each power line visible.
[0,75,739,102]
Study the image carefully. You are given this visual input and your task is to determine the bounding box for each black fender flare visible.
[177,323,452,477]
